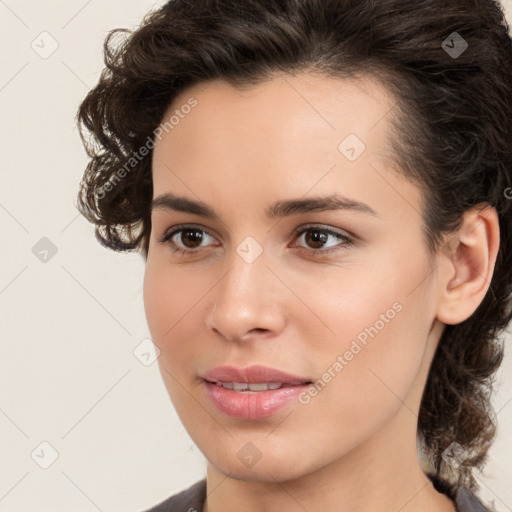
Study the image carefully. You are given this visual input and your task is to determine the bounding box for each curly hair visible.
[76,0,512,496]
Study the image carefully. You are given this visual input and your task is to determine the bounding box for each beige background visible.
[0,1,510,511]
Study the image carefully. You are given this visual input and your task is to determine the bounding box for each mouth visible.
[201,365,314,419]
[204,380,312,392]
[201,364,312,387]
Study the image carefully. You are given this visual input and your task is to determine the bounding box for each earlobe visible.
[436,204,500,325]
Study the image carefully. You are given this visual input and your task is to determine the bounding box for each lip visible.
[202,365,311,385]
[202,365,312,420]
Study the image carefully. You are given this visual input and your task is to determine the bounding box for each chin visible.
[203,438,323,483]
[210,458,311,483]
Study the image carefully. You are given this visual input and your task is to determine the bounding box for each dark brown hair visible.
[76,0,512,496]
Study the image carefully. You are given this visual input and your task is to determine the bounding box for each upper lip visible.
[202,365,312,385]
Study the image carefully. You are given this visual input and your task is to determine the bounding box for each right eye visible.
[158,225,219,256]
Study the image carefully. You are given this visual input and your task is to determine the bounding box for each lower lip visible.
[204,381,310,420]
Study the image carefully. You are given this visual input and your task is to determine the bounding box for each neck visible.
[203,406,456,512]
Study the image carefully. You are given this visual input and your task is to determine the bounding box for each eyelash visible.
[158,224,354,257]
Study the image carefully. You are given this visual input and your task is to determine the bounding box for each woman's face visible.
[144,73,445,481]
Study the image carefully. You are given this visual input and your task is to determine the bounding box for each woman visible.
[76,1,512,511]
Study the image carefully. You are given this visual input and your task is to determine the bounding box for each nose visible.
[205,247,287,343]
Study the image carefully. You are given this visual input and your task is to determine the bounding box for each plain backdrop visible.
[0,1,511,511]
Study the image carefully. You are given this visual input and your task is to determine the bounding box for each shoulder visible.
[455,487,492,512]
[139,479,207,512]
[137,475,492,512]
[427,472,492,512]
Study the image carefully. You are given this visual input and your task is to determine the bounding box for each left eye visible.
[158,224,353,256]
[293,226,352,252]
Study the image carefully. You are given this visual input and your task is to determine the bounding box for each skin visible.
[143,72,499,512]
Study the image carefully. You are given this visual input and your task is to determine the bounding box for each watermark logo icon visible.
[133,338,160,366]
[442,32,468,59]
[31,441,59,469]
[441,441,469,469]
[236,236,263,264]
[31,31,59,59]
[237,442,263,468]
[338,134,366,162]
[32,237,58,263]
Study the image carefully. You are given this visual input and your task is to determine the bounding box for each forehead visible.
[156,72,398,157]
[151,72,422,226]
[153,73,398,173]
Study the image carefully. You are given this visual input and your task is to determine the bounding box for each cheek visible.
[327,306,425,400]
[299,253,432,409]
[143,261,171,341]
[143,256,219,383]
[293,293,426,452]
[143,256,199,340]
[143,262,200,407]
[143,259,192,374]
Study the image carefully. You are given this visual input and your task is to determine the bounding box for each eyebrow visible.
[151,192,378,219]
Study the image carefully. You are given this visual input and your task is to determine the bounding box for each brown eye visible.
[179,228,205,248]
[303,229,330,249]
[159,225,217,255]
[294,226,352,253]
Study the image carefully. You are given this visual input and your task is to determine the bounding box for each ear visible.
[435,204,500,325]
